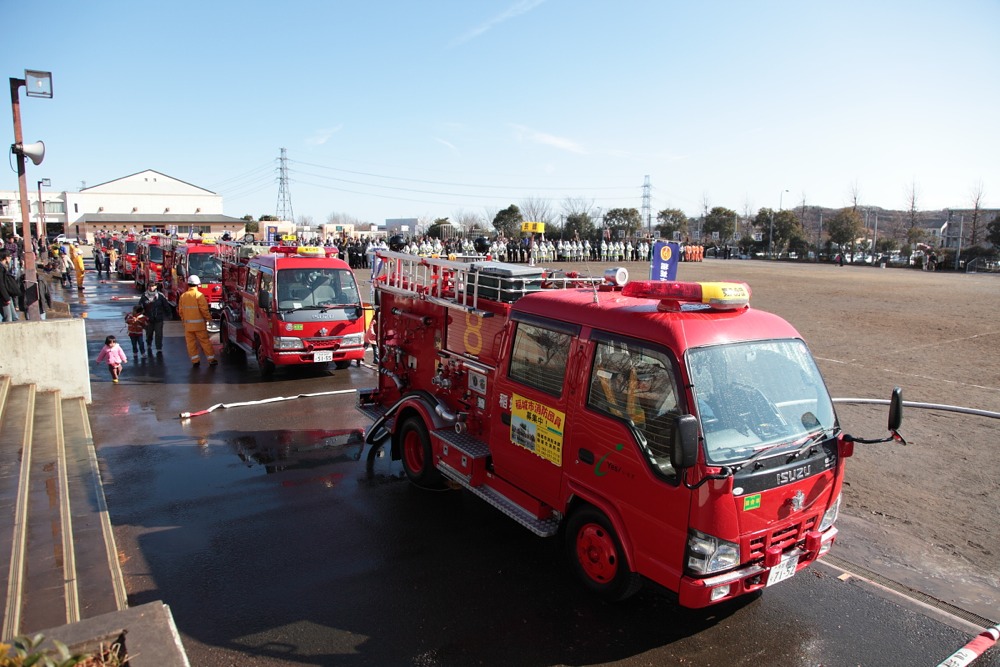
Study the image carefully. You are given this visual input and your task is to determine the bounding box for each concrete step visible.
[0,376,125,640]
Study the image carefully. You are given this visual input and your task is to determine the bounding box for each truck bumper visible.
[677,526,837,608]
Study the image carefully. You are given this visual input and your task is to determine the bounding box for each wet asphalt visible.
[68,268,996,667]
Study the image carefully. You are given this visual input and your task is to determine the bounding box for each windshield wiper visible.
[787,427,837,460]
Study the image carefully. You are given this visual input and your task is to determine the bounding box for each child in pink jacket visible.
[95,335,128,383]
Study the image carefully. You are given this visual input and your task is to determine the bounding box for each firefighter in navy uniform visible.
[178,274,217,367]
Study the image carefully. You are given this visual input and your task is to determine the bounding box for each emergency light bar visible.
[268,245,338,258]
[621,281,751,311]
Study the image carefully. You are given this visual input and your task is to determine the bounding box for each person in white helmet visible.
[178,274,217,367]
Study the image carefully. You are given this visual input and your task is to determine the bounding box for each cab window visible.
[508,322,571,397]
[588,339,681,476]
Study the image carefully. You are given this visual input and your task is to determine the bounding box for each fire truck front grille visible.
[304,338,349,350]
[747,516,819,560]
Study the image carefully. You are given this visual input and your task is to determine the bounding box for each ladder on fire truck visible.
[373,250,606,316]
[217,239,266,265]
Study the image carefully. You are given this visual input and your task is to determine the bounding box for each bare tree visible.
[452,209,483,235]
[849,180,862,211]
[905,180,922,247]
[519,196,554,225]
[969,181,985,246]
[561,196,597,218]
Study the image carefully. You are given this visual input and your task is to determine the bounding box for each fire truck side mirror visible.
[258,290,272,312]
[887,386,903,432]
[671,415,699,470]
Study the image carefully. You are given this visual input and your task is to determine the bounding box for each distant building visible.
[385,218,417,235]
[0,169,247,241]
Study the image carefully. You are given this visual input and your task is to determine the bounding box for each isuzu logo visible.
[776,464,812,486]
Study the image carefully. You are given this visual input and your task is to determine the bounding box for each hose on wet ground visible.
[179,388,357,419]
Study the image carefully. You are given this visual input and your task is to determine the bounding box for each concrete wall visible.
[0,319,91,402]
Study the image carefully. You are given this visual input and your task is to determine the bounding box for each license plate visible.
[314,350,333,363]
[765,554,799,587]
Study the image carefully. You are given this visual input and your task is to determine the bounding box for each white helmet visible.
[187,275,201,286]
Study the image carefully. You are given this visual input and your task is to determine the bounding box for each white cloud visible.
[509,123,586,155]
[433,137,460,155]
[305,125,343,146]
[451,0,547,46]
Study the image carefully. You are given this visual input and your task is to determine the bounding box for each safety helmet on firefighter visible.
[473,236,490,254]
[388,234,406,251]
[187,275,201,286]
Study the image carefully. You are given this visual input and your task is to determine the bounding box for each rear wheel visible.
[566,506,642,601]
[398,416,442,487]
[335,360,352,370]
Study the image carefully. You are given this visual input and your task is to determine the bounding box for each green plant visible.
[0,634,126,667]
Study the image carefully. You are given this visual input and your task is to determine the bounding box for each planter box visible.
[33,601,189,667]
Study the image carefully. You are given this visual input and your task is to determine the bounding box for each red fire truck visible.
[162,237,224,331]
[358,252,904,608]
[218,242,366,378]
[115,234,139,280]
[135,234,168,291]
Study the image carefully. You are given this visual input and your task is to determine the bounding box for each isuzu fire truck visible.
[135,234,167,291]
[358,252,903,607]
[218,241,366,378]
[162,237,224,331]
[115,234,139,279]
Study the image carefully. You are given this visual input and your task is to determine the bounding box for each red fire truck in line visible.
[135,234,168,292]
[218,242,366,378]
[359,252,903,607]
[162,237,224,332]
[115,234,139,279]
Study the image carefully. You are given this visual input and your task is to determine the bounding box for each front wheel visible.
[398,416,443,488]
[565,506,642,601]
[255,340,275,379]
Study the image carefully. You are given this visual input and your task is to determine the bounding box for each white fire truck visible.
[358,251,903,607]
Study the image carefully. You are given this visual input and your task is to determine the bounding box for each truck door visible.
[491,313,580,509]
[567,331,691,591]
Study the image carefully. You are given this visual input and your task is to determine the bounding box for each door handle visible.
[579,448,594,464]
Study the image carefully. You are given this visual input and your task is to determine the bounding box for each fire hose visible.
[179,389,357,419]
[832,398,1000,420]
[936,623,999,667]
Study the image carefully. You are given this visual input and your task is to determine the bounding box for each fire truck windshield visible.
[125,241,137,253]
[188,253,222,283]
[148,246,164,263]
[687,339,836,465]
[276,268,360,310]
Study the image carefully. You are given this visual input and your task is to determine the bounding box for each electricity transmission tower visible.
[275,147,294,222]
[641,175,652,234]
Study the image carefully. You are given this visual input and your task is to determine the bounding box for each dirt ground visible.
[426,256,999,620]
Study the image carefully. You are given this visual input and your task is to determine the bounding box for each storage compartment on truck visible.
[467,262,544,303]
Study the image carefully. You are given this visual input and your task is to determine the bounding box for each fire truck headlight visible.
[339,333,363,347]
[686,529,740,575]
[819,494,841,532]
[274,337,305,351]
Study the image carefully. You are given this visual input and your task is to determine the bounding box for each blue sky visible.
[6,1,998,226]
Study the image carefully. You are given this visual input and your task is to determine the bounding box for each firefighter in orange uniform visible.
[178,275,217,367]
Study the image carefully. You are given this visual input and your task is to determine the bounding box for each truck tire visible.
[566,506,642,601]
[398,416,443,488]
[335,360,353,370]
[254,339,275,379]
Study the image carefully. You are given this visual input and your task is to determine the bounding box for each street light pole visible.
[768,189,789,260]
[36,177,50,258]
[9,70,53,321]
